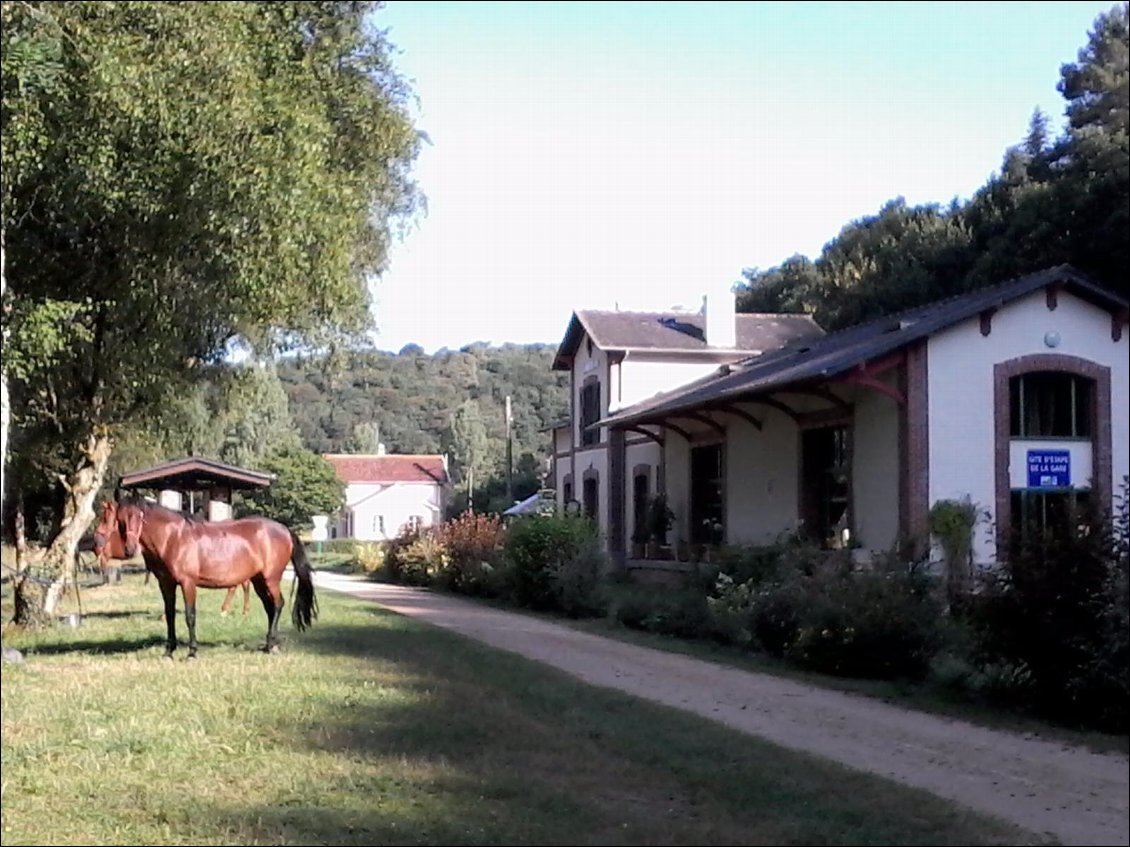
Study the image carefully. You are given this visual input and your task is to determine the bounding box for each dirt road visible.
[313,572,1129,847]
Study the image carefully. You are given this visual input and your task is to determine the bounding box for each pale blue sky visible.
[366,1,1117,353]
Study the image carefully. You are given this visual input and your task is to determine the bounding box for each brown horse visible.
[94,498,317,658]
[94,502,251,615]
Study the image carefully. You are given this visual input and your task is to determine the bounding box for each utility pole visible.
[505,395,513,504]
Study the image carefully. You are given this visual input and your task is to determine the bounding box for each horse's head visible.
[92,500,118,559]
[117,501,146,559]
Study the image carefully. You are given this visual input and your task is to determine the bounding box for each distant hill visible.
[278,342,570,471]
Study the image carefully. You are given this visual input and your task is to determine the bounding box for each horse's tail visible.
[289,530,318,631]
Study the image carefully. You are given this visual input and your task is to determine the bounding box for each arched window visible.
[995,355,1111,556]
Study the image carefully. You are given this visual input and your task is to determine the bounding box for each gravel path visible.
[313,572,1130,846]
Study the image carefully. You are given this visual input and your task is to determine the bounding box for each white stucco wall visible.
[553,426,570,456]
[928,290,1129,563]
[337,482,444,541]
[724,410,802,544]
[852,381,902,553]
[615,358,728,411]
[665,434,692,543]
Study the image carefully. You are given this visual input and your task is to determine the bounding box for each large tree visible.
[1,1,421,623]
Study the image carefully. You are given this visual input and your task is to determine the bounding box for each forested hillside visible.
[277,343,570,505]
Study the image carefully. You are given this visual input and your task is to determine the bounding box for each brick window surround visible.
[994,354,1112,559]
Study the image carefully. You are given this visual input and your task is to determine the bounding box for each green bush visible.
[610,584,712,639]
[782,553,944,679]
[963,481,1129,731]
[317,538,364,555]
[502,516,606,616]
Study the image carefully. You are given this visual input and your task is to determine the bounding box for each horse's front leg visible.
[156,576,178,658]
[181,581,199,659]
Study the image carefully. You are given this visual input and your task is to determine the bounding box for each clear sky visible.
[365,0,1117,353]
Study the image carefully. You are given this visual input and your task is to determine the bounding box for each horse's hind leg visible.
[251,574,284,653]
[156,576,178,658]
[241,580,251,615]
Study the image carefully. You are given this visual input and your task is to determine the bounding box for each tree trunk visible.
[1,230,8,526]
[11,498,50,627]
[11,431,113,626]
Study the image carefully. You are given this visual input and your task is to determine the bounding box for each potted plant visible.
[646,493,674,559]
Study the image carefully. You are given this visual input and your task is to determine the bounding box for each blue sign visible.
[1027,449,1071,488]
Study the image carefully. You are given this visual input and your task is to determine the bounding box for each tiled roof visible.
[552,310,823,369]
[323,454,449,485]
[598,264,1126,428]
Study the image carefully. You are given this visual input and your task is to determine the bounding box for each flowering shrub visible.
[384,526,446,585]
[437,511,505,595]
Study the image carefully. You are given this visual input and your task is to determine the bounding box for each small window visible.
[408,515,423,532]
[580,380,601,446]
[1010,372,1092,438]
[582,476,599,522]
[1011,490,1091,546]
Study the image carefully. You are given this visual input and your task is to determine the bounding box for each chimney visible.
[702,285,736,348]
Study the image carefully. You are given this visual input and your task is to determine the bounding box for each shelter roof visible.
[118,457,275,491]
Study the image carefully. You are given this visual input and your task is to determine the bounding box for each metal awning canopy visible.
[118,457,275,492]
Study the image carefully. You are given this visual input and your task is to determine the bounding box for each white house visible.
[324,450,449,541]
[587,265,1127,571]
[548,286,825,545]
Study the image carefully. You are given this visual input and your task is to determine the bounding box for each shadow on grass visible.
[77,609,155,620]
[22,634,171,655]
[190,610,1028,847]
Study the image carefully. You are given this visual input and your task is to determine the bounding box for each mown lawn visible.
[1,572,1045,846]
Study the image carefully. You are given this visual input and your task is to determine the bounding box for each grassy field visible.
[1,572,1046,846]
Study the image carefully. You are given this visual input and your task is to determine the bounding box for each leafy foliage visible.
[0,1,421,586]
[962,481,1129,731]
[240,445,345,530]
[501,515,607,615]
[277,342,569,510]
[435,511,505,595]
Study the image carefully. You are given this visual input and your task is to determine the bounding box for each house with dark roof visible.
[323,448,449,541]
[586,265,1127,573]
[548,285,824,550]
